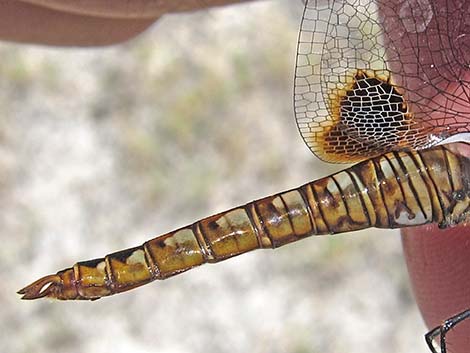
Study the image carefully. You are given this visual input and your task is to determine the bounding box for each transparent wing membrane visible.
[294,0,470,163]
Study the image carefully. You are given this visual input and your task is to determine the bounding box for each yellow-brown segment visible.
[18,142,470,300]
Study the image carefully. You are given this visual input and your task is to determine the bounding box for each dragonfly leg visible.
[425,309,470,353]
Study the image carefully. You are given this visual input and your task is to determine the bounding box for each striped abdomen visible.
[18,142,470,300]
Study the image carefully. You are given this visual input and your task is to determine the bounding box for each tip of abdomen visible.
[18,274,64,300]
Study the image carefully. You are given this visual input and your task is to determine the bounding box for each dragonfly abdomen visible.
[18,143,470,300]
[346,146,470,229]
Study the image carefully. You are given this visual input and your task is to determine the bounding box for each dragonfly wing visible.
[294,0,468,163]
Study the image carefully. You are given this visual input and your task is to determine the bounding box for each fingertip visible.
[402,224,470,352]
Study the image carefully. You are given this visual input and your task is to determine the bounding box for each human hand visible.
[0,0,251,46]
[402,225,470,353]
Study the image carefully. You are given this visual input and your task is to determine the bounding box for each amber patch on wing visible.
[313,70,423,163]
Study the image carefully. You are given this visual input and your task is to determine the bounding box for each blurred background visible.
[1,0,427,352]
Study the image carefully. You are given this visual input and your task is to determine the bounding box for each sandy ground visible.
[1,1,428,352]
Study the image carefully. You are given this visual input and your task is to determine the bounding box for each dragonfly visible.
[18,0,470,352]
